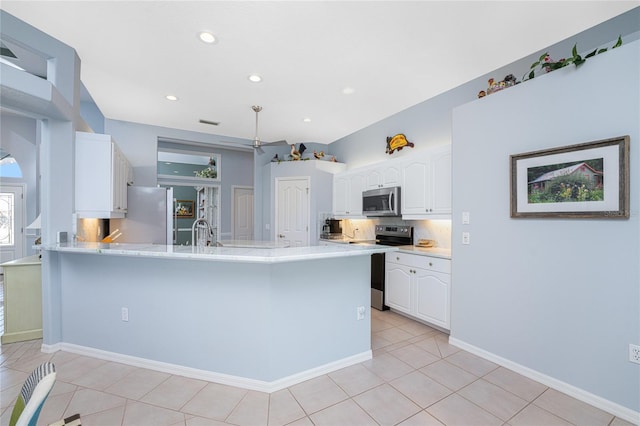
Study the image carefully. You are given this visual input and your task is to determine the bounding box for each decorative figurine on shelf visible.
[313,150,325,159]
[330,156,338,162]
[290,144,300,161]
[386,133,415,155]
[483,74,520,97]
[271,153,280,162]
[289,143,307,161]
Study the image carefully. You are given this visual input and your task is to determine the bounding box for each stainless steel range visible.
[371,225,413,310]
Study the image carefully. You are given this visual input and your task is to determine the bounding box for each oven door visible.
[371,253,388,310]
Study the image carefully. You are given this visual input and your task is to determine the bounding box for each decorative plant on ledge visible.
[524,35,622,81]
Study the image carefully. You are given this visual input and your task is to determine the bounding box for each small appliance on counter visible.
[321,218,343,239]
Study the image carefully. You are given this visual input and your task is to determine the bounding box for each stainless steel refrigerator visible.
[110,186,175,244]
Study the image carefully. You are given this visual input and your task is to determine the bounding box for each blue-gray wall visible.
[329,8,640,168]
[325,8,640,417]
[451,40,639,414]
[104,119,253,236]
[0,114,39,255]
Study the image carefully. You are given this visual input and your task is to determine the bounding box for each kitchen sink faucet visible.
[191,218,213,248]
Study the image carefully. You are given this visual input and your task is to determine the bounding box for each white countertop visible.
[397,245,451,259]
[1,254,42,266]
[44,242,398,264]
[319,238,451,259]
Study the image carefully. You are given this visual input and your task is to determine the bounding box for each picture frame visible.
[510,136,629,219]
[175,200,194,218]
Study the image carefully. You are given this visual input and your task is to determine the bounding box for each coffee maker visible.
[322,219,343,239]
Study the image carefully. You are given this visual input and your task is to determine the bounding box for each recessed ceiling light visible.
[165,95,178,101]
[342,87,355,95]
[303,117,312,123]
[248,74,262,83]
[198,31,216,44]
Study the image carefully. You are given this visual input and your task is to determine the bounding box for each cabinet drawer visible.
[386,252,450,274]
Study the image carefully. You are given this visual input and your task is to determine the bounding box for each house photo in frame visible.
[510,136,629,218]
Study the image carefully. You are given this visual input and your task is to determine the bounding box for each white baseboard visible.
[449,337,640,424]
[43,342,371,393]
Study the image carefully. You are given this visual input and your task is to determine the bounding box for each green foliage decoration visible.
[524,35,622,81]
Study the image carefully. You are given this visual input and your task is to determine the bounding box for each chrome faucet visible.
[191,218,212,248]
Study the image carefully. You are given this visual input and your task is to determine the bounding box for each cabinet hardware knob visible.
[278,234,285,238]
[396,257,400,260]
[429,262,433,266]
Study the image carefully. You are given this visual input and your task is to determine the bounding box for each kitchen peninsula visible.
[42,242,397,392]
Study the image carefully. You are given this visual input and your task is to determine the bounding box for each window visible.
[0,193,15,246]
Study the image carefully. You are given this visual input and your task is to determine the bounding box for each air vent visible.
[199,119,220,126]
[0,42,17,59]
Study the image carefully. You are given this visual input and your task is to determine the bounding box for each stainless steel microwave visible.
[362,186,401,217]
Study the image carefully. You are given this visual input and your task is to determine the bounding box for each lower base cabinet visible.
[1,255,43,344]
[385,252,451,330]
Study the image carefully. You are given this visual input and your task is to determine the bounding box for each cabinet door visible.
[365,169,383,189]
[346,173,364,215]
[430,147,452,215]
[415,269,450,329]
[385,262,412,314]
[333,175,348,215]
[366,165,401,189]
[76,134,112,214]
[382,165,401,187]
[402,159,430,214]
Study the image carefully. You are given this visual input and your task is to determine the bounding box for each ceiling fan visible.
[248,105,288,153]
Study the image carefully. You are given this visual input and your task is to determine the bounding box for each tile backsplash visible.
[334,217,452,248]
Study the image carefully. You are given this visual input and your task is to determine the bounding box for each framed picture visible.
[510,136,629,218]
[175,200,194,218]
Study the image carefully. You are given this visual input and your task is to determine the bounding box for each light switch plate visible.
[462,211,470,224]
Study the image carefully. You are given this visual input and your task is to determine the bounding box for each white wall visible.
[451,41,639,415]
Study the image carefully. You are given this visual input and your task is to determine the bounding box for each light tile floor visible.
[0,309,635,426]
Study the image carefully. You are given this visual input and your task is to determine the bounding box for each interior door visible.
[233,186,254,240]
[275,177,309,247]
[0,185,25,266]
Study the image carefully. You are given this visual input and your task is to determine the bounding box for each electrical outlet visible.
[356,306,366,320]
[630,344,640,364]
[121,307,129,322]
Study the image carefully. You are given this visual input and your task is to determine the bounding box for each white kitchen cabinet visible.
[385,252,451,330]
[332,171,365,217]
[385,259,412,314]
[365,164,401,189]
[401,145,451,218]
[1,255,42,344]
[76,131,133,218]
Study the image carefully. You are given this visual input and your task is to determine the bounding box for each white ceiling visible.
[2,1,637,145]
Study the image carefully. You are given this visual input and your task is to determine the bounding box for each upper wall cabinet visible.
[76,132,133,218]
[333,171,365,217]
[332,144,451,219]
[365,164,401,190]
[401,145,451,219]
